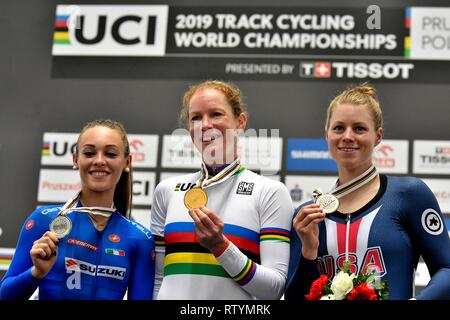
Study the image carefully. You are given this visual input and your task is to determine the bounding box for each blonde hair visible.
[325,83,383,132]
[179,80,247,127]
[75,119,132,218]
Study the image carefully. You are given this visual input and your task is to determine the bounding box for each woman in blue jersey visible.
[0,119,155,300]
[151,80,293,299]
[285,83,450,300]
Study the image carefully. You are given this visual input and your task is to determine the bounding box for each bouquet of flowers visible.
[306,262,389,300]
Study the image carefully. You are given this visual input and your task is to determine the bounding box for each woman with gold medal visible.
[151,80,294,299]
[0,119,155,300]
[285,84,450,300]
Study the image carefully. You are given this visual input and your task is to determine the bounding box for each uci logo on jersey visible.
[174,182,196,192]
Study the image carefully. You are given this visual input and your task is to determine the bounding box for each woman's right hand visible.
[292,204,325,260]
[30,231,59,279]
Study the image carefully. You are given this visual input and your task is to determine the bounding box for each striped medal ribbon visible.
[312,164,378,214]
[49,191,116,238]
[183,158,243,210]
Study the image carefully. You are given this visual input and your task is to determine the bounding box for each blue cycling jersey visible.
[0,203,155,300]
[286,175,450,300]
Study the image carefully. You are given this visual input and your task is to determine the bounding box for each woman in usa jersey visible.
[150,80,293,299]
[285,84,450,300]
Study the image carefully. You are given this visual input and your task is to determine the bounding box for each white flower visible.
[320,294,336,300]
[365,266,382,289]
[330,271,355,300]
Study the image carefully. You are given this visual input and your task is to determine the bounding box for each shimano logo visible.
[291,150,331,159]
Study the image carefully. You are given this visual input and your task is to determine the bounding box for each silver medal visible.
[49,215,72,239]
[316,194,339,214]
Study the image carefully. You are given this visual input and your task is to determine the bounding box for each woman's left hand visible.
[189,206,228,253]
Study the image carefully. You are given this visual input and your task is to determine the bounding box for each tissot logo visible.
[52,5,169,56]
[300,62,331,78]
[299,61,414,80]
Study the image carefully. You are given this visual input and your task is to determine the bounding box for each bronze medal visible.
[184,188,208,210]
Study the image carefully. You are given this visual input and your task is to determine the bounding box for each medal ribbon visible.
[58,191,116,218]
[197,158,243,189]
[313,164,378,201]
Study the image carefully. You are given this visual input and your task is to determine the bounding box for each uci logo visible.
[133,180,151,197]
[174,182,196,192]
[47,141,77,157]
[52,5,169,56]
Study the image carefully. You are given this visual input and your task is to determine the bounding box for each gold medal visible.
[184,188,208,210]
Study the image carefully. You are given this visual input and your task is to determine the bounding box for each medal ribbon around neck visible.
[331,164,378,199]
[50,191,116,239]
[312,164,378,214]
[183,158,243,210]
[197,158,243,189]
[58,191,117,218]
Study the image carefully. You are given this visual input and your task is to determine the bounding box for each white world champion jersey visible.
[151,168,294,300]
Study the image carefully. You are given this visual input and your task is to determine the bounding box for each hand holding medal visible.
[30,231,59,279]
[188,205,228,253]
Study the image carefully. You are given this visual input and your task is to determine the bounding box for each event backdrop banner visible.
[51,5,450,82]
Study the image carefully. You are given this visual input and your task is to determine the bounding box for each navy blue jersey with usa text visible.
[286,175,450,300]
[0,203,155,300]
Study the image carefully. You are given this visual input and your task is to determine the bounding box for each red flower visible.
[305,275,329,300]
[346,283,378,300]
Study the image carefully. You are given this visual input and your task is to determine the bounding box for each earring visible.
[124,167,130,172]
[73,165,78,170]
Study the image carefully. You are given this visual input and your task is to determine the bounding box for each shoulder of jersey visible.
[158,172,199,186]
[121,216,153,240]
[253,172,284,188]
[388,175,425,191]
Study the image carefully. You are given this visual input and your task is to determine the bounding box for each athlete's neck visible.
[79,190,114,208]
[205,163,229,176]
[338,163,373,186]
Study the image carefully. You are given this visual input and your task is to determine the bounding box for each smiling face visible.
[188,87,247,167]
[327,103,382,173]
[73,126,131,199]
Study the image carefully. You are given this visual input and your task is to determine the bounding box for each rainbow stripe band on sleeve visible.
[233,258,257,286]
[154,235,165,247]
[260,227,290,243]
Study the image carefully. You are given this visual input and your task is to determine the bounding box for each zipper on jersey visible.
[345,213,351,261]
